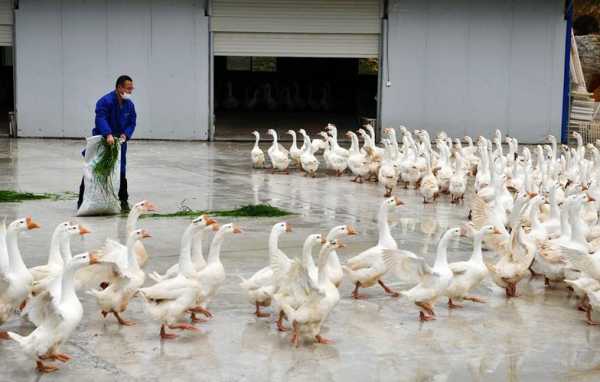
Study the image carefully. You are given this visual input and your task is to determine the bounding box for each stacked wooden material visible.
[569,32,600,143]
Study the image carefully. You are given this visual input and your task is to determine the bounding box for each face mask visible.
[120,92,132,100]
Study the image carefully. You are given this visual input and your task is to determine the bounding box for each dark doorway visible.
[213,56,378,141]
[0,46,14,136]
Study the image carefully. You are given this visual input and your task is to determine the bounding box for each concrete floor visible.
[0,138,599,381]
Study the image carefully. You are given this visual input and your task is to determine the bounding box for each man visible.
[77,75,137,212]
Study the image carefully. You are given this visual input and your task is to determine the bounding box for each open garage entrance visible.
[210,0,381,141]
[213,56,378,140]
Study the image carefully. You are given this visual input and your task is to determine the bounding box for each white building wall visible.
[15,0,210,140]
[381,0,566,143]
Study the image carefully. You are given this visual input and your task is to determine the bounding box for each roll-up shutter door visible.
[211,0,380,58]
[0,0,12,46]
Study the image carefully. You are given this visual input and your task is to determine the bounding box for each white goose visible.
[239,222,292,320]
[298,130,319,177]
[325,124,349,158]
[138,218,209,339]
[29,222,90,296]
[272,234,326,331]
[346,131,370,183]
[267,129,290,173]
[8,252,98,373]
[0,217,40,339]
[445,224,497,308]
[320,132,348,176]
[420,152,440,203]
[250,131,266,168]
[190,223,242,320]
[87,229,151,326]
[325,225,358,287]
[343,197,404,299]
[148,215,218,282]
[449,151,467,203]
[298,128,326,155]
[383,226,466,321]
[280,240,343,347]
[287,130,303,166]
[378,139,400,197]
[76,200,156,290]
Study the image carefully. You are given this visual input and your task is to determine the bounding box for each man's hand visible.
[106,134,115,145]
[120,134,127,143]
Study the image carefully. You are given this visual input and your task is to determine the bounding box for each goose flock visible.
[250,127,600,322]
[4,126,600,374]
[251,123,476,201]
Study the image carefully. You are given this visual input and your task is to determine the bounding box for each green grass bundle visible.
[142,204,293,219]
[0,190,52,203]
[92,139,120,198]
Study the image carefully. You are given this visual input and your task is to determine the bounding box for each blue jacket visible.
[92,91,136,139]
[91,91,136,174]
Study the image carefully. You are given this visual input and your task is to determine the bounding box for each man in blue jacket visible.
[77,75,137,212]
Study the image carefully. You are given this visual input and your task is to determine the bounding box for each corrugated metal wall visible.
[15,0,210,140]
[380,0,566,143]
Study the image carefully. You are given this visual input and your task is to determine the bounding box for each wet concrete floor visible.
[0,138,599,381]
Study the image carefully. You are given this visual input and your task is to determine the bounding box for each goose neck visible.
[207,230,225,264]
[127,208,142,234]
[377,205,396,248]
[48,229,64,266]
[434,231,453,268]
[470,233,484,264]
[6,227,28,274]
[126,234,140,270]
[178,225,195,275]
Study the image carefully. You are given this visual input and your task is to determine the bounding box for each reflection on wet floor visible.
[0,138,599,381]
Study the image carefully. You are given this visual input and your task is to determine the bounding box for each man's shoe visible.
[120,201,130,213]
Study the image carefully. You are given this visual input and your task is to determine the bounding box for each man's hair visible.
[115,75,133,88]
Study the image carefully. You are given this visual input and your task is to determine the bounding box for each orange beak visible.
[79,225,91,236]
[588,196,596,202]
[320,237,327,244]
[394,196,404,206]
[285,223,292,232]
[26,217,40,230]
[233,226,242,234]
[205,217,217,226]
[346,225,358,236]
[89,252,99,265]
[145,201,158,212]
[335,241,346,249]
[527,192,538,198]
[212,223,220,232]
[142,230,152,239]
[493,227,503,235]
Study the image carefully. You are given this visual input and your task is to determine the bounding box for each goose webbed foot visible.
[352,282,368,299]
[190,312,209,323]
[255,303,270,318]
[586,308,600,325]
[463,296,486,304]
[113,311,136,326]
[447,298,464,309]
[315,335,335,345]
[378,280,400,297]
[36,360,59,373]
[160,324,178,339]
[277,311,289,332]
